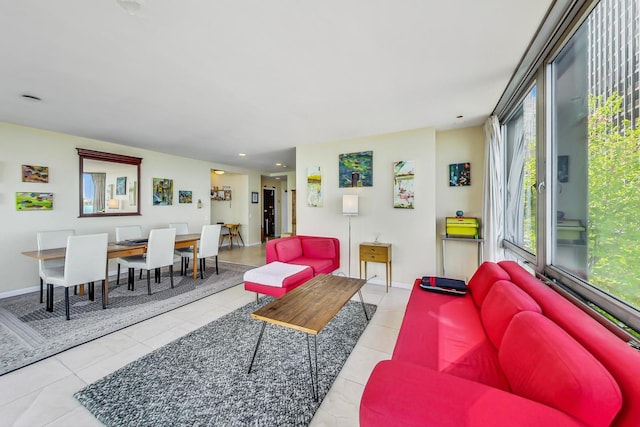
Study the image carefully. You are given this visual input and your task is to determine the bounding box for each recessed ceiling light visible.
[238,153,246,157]
[213,170,225,175]
[282,164,288,168]
[275,177,281,180]
[21,94,41,101]
[275,163,282,166]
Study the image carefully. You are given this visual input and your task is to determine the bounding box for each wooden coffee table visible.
[247,274,370,400]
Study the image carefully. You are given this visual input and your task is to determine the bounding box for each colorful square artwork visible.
[339,151,373,187]
[449,163,471,187]
[179,190,193,204]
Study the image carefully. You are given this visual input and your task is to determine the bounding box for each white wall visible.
[296,127,437,287]
[211,172,250,238]
[1,122,259,295]
[436,126,485,280]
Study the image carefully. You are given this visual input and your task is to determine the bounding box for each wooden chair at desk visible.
[220,223,244,248]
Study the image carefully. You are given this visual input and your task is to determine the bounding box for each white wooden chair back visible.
[145,228,177,269]
[115,225,142,242]
[62,233,108,287]
[198,224,221,259]
[37,229,75,272]
[169,222,189,235]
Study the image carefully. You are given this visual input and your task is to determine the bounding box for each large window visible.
[550,0,640,316]
[497,0,640,332]
[504,86,538,257]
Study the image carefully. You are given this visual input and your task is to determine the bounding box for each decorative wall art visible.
[339,151,373,187]
[211,186,232,201]
[449,163,471,187]
[179,190,193,204]
[129,181,137,206]
[16,192,53,210]
[116,176,127,195]
[251,192,259,204]
[21,165,49,183]
[108,184,114,200]
[558,155,569,183]
[393,160,415,209]
[153,178,173,205]
[307,166,323,207]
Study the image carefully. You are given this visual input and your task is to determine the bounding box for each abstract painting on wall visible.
[179,190,193,204]
[307,166,323,207]
[449,163,471,186]
[339,150,373,187]
[16,192,53,210]
[22,165,49,183]
[116,176,127,195]
[393,160,415,209]
[153,177,173,205]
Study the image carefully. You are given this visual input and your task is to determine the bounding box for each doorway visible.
[263,188,276,239]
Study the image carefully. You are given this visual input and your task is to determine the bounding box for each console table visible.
[441,236,484,276]
[359,242,392,292]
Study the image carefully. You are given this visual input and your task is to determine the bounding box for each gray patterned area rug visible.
[0,261,252,376]
[75,298,376,427]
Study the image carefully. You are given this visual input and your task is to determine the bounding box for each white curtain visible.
[90,172,106,213]
[482,116,505,261]
[505,114,526,247]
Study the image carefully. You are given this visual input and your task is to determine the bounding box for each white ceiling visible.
[0,0,552,174]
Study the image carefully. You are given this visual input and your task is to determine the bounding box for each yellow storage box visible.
[446,217,479,239]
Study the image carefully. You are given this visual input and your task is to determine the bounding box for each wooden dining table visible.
[21,233,201,305]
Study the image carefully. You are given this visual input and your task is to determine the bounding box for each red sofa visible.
[265,235,340,275]
[360,261,640,427]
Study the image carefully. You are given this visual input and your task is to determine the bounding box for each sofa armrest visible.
[360,360,583,427]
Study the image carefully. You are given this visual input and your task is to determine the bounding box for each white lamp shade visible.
[342,195,359,215]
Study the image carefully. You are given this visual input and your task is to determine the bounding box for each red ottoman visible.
[244,261,313,302]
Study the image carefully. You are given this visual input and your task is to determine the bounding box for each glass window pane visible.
[551,0,640,311]
[504,86,537,255]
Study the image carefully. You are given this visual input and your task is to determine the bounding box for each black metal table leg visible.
[357,289,369,321]
[247,322,267,373]
[306,334,319,401]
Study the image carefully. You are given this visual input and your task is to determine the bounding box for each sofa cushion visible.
[392,279,509,391]
[361,360,585,427]
[467,262,511,307]
[300,238,336,259]
[288,257,334,275]
[481,280,542,348]
[499,311,622,427]
[274,238,303,262]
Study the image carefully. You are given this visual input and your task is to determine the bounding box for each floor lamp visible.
[342,195,359,278]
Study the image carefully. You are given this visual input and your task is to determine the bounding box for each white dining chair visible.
[169,222,193,275]
[118,228,176,295]
[181,224,221,279]
[115,225,143,285]
[37,229,75,304]
[44,233,108,320]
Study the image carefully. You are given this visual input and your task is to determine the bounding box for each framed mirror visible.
[78,148,142,217]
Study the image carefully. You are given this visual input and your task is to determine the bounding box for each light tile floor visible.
[0,242,409,426]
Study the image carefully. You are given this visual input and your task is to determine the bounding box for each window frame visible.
[494,0,640,335]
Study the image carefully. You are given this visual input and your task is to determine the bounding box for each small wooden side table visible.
[359,242,392,292]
